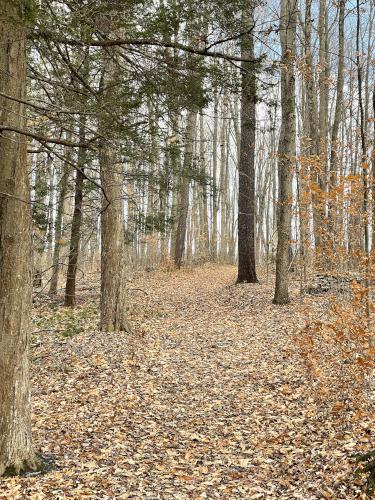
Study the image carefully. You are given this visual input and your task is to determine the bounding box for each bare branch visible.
[0,125,98,147]
[32,31,267,64]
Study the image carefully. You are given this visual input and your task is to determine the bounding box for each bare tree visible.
[273,0,297,304]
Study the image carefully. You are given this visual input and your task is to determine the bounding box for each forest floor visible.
[0,264,373,499]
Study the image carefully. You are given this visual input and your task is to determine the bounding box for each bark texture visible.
[273,0,297,304]
[0,1,40,476]
[100,144,130,332]
[98,49,130,332]
[237,3,258,284]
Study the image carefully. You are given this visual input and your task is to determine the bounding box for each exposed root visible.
[0,453,55,477]
[122,319,133,334]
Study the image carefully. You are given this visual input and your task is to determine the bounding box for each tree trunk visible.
[199,113,210,255]
[318,0,329,160]
[211,91,219,260]
[0,2,41,476]
[100,143,130,332]
[174,111,197,268]
[356,0,370,254]
[303,0,319,153]
[219,95,229,262]
[372,83,375,252]
[168,113,181,260]
[316,0,330,259]
[328,0,345,239]
[273,0,297,304]
[237,3,258,284]
[64,120,86,307]
[50,152,70,295]
[303,0,320,256]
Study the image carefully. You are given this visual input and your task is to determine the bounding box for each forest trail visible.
[0,266,363,498]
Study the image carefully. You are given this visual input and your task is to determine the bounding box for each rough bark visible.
[97,38,130,330]
[0,1,41,476]
[273,0,297,304]
[100,142,130,332]
[237,3,258,284]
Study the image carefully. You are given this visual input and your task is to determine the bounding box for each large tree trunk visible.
[100,143,130,332]
[273,0,297,305]
[0,2,41,476]
[97,31,130,331]
[237,3,258,284]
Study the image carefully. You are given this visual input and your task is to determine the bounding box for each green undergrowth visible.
[32,303,99,338]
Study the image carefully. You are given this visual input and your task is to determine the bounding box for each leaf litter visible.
[0,264,373,498]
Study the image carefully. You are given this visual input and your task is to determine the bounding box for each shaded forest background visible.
[26,0,375,297]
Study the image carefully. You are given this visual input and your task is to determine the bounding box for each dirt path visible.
[0,265,365,498]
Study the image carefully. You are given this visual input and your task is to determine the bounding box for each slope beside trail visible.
[0,265,367,498]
